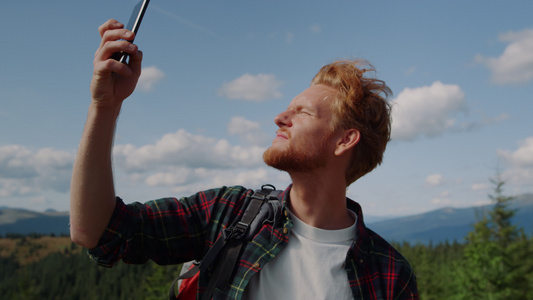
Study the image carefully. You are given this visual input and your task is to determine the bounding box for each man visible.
[70,19,418,299]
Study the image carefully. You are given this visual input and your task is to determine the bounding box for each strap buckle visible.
[226,221,249,240]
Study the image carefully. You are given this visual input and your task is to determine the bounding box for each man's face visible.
[263,84,339,173]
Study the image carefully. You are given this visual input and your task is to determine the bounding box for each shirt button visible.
[253,262,260,269]
[283,228,288,235]
[284,210,288,217]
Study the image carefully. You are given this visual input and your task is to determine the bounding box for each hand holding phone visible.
[111,0,150,63]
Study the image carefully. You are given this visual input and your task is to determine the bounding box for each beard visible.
[263,134,330,173]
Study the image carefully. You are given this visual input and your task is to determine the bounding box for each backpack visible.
[168,184,283,300]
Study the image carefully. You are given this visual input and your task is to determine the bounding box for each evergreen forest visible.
[1,177,532,299]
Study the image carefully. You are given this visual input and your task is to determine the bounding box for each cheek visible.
[296,130,329,151]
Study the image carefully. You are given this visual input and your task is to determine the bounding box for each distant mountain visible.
[0,207,70,236]
[364,215,399,224]
[1,193,532,244]
[367,193,533,245]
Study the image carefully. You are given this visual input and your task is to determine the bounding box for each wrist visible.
[88,101,122,120]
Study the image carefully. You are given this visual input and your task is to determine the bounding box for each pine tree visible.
[455,175,531,299]
[141,262,183,299]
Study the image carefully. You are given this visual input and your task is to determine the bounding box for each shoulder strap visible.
[203,185,280,299]
[169,185,282,300]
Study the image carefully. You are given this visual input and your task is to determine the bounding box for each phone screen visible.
[113,0,150,63]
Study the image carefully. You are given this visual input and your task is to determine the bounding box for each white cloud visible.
[497,137,533,189]
[138,66,165,91]
[162,167,290,198]
[144,166,197,187]
[113,129,266,173]
[0,145,37,178]
[425,174,444,186]
[181,168,270,190]
[431,191,451,205]
[0,145,74,198]
[472,183,489,191]
[498,137,533,167]
[218,74,284,102]
[0,136,285,209]
[475,28,533,85]
[137,166,286,198]
[497,137,533,187]
[108,128,288,198]
[0,178,33,197]
[501,168,533,188]
[228,116,261,135]
[228,116,271,146]
[391,81,466,141]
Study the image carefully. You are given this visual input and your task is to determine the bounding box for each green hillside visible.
[0,235,182,300]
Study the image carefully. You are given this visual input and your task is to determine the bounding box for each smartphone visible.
[111,0,150,63]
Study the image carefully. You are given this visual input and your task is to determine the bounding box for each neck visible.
[288,169,353,230]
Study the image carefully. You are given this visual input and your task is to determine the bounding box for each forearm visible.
[70,103,121,248]
[70,19,142,248]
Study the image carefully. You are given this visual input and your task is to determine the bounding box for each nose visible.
[274,110,293,128]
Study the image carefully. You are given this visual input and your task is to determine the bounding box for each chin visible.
[263,146,306,172]
[263,146,287,170]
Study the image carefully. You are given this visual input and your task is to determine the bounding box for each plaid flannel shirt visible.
[89,185,418,299]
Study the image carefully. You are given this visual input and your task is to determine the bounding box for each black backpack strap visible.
[169,185,281,300]
[203,185,278,300]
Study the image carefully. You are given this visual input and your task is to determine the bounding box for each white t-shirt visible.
[242,210,356,300]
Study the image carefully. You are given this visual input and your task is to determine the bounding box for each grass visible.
[0,236,82,265]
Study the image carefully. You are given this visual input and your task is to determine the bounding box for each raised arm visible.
[70,19,143,248]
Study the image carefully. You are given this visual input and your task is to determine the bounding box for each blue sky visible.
[1,0,532,217]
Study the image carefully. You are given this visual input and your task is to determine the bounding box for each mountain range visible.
[0,207,70,236]
[1,193,532,244]
[367,193,533,245]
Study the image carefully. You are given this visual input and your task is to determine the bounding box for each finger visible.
[128,50,143,77]
[94,57,133,79]
[98,29,135,52]
[98,19,123,38]
[95,40,138,64]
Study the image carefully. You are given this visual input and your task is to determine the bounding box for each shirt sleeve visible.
[87,186,252,268]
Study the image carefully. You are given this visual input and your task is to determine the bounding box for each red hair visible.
[311,60,392,184]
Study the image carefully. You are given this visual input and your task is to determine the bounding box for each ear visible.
[334,129,360,156]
